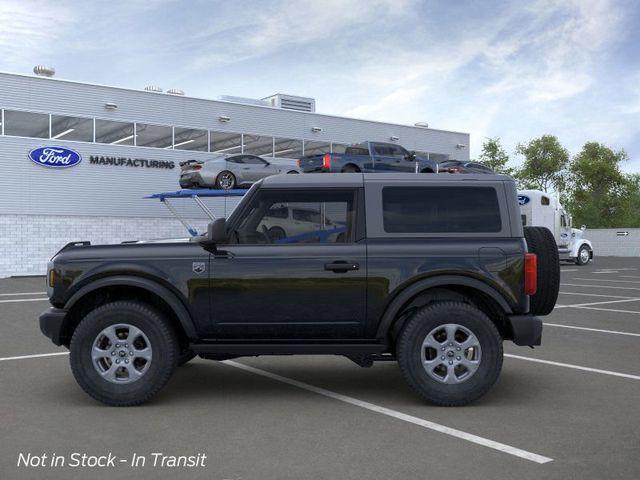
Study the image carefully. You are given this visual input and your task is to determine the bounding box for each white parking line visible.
[558,291,637,299]
[0,298,49,304]
[560,268,578,272]
[561,283,640,292]
[223,360,553,464]
[571,306,640,315]
[0,352,69,362]
[544,323,640,337]
[0,292,47,296]
[572,278,640,284]
[504,354,640,380]
[554,298,640,309]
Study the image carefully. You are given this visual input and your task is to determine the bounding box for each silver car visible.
[179,154,301,190]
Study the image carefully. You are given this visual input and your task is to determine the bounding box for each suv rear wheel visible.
[397,301,503,406]
[69,301,179,406]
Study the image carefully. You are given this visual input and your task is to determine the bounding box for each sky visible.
[1,0,639,171]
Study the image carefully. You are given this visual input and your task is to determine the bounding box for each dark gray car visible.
[179,154,301,189]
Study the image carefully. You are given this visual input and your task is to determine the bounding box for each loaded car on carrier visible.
[40,173,559,407]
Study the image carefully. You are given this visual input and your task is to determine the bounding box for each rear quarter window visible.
[382,186,502,233]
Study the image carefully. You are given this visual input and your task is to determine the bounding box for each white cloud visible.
[0,0,74,69]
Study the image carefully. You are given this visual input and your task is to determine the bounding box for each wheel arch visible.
[376,275,513,342]
[61,275,197,347]
[341,163,361,172]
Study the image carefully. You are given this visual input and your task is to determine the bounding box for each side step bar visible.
[190,342,388,356]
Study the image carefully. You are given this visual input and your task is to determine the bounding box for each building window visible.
[51,115,93,142]
[95,119,135,145]
[135,123,172,148]
[273,137,303,158]
[173,127,208,151]
[211,131,242,154]
[3,110,49,138]
[243,134,274,156]
[303,140,331,156]
[382,186,502,233]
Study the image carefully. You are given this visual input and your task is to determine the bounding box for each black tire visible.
[576,244,591,266]
[215,171,236,190]
[69,301,179,406]
[177,349,197,366]
[341,164,359,173]
[268,226,286,241]
[397,302,503,406]
[524,226,560,315]
[286,170,299,174]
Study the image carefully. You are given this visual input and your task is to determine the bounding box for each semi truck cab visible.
[518,189,594,265]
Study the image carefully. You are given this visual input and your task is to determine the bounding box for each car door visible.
[372,143,409,172]
[242,155,279,182]
[210,187,367,339]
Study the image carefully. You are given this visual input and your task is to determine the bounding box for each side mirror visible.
[581,225,586,231]
[405,150,416,161]
[192,218,227,245]
[209,218,228,243]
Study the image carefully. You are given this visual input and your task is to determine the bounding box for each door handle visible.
[324,261,359,272]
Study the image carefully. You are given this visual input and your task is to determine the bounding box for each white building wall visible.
[0,215,211,278]
[585,228,640,257]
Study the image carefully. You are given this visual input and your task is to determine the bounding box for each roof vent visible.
[33,65,55,77]
[262,94,316,112]
[219,95,270,107]
[144,85,163,93]
[167,88,185,96]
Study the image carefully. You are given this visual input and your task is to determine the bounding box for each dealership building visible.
[0,69,470,277]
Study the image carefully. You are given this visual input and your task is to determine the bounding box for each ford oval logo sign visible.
[28,146,82,168]
[518,195,530,206]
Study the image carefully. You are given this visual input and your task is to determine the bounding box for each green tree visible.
[514,135,569,192]
[478,137,513,175]
[567,142,634,228]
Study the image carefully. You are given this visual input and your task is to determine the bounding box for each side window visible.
[561,215,567,227]
[243,155,267,165]
[389,145,408,158]
[373,145,392,156]
[234,189,356,244]
[541,196,550,206]
[227,156,243,164]
[382,186,502,233]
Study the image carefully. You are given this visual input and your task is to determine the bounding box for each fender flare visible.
[571,239,593,257]
[64,275,198,339]
[375,275,513,339]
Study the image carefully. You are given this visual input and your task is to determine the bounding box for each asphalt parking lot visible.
[1,257,639,480]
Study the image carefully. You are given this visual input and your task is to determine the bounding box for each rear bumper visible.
[507,314,542,346]
[39,307,68,346]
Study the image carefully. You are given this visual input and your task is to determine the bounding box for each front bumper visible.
[507,314,542,346]
[39,307,68,346]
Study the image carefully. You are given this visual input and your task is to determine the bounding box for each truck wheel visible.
[69,301,179,406]
[341,165,359,173]
[396,302,503,406]
[268,226,286,241]
[576,245,591,266]
[524,226,560,315]
[216,171,236,190]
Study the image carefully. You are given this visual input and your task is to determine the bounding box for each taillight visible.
[322,153,331,169]
[446,167,462,173]
[296,159,301,167]
[524,253,537,295]
[192,165,202,170]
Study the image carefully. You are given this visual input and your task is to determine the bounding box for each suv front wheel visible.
[70,301,179,406]
[397,301,503,406]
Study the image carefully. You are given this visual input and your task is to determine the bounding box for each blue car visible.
[298,141,438,174]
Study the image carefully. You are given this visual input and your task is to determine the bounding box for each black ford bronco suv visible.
[40,173,560,406]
